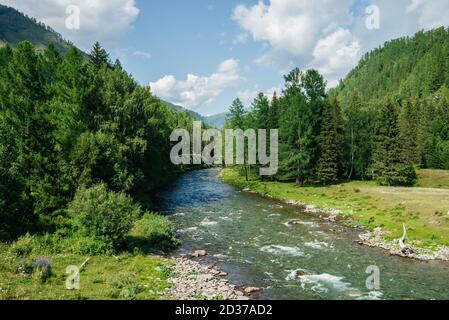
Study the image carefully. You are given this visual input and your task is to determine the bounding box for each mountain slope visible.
[162,101,205,122]
[0,4,71,53]
[203,112,228,129]
[333,27,449,106]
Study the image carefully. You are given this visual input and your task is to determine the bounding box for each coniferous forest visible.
[226,28,449,187]
[0,41,195,245]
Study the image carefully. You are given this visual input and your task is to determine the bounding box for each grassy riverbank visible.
[0,248,174,300]
[0,214,178,300]
[222,168,449,248]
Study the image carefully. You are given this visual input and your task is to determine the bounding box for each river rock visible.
[168,257,246,300]
[286,219,303,225]
[244,287,261,295]
[192,250,207,257]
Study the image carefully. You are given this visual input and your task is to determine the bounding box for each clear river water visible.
[157,169,449,300]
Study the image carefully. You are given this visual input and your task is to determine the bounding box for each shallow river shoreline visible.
[161,168,449,300]
[229,177,449,262]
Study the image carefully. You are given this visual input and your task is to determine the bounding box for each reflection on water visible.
[158,169,449,300]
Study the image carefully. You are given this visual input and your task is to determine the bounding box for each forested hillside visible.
[227,28,449,186]
[332,27,449,172]
[163,100,205,122]
[0,40,196,244]
[334,27,449,105]
[0,4,70,53]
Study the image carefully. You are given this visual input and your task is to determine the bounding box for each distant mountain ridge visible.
[0,4,71,53]
[203,112,228,129]
[162,100,230,128]
[162,101,205,122]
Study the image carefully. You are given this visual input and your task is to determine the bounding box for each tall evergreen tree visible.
[278,68,315,185]
[344,90,376,180]
[373,101,417,186]
[89,41,109,69]
[317,99,343,184]
[227,98,246,128]
[399,99,420,164]
[268,91,281,129]
[252,92,270,130]
[227,98,249,180]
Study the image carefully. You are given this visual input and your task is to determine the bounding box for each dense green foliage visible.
[226,29,449,187]
[68,184,140,250]
[127,213,179,253]
[0,40,194,243]
[333,27,449,173]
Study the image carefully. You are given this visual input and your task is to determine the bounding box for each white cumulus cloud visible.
[311,28,361,87]
[237,85,282,106]
[233,0,449,86]
[2,0,140,50]
[406,0,449,29]
[233,0,354,57]
[150,59,242,110]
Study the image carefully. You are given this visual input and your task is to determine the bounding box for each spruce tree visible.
[268,91,281,129]
[227,98,249,180]
[278,68,314,185]
[317,99,343,185]
[373,101,417,186]
[252,93,270,129]
[399,99,420,164]
[227,98,246,128]
[89,42,109,69]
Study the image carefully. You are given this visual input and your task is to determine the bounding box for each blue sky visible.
[3,0,449,116]
[117,0,280,115]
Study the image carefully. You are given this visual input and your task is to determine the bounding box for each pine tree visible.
[7,41,43,102]
[399,99,420,164]
[227,98,249,180]
[55,46,87,105]
[317,99,343,185]
[227,98,246,128]
[252,92,270,129]
[40,43,61,97]
[373,101,417,186]
[268,91,281,129]
[89,42,109,69]
[278,68,314,185]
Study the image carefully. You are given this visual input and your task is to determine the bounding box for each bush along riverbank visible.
[221,168,449,262]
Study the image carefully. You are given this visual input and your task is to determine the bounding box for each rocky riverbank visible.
[168,256,254,300]
[358,228,449,261]
[240,185,449,262]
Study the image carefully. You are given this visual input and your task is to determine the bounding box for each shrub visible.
[109,272,144,300]
[61,234,115,255]
[11,234,35,257]
[68,184,140,250]
[127,213,179,253]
